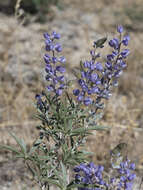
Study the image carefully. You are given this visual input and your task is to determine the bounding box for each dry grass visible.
[0,1,143,189]
[0,1,143,188]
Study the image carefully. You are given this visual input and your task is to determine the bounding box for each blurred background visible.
[0,0,143,189]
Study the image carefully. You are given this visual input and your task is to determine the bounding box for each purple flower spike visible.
[72,27,130,106]
[43,31,66,96]
[74,162,107,189]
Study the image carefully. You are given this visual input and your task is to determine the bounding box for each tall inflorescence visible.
[73,25,130,108]
[109,159,136,190]
[35,31,66,108]
[43,31,66,96]
[33,26,135,190]
[74,159,136,190]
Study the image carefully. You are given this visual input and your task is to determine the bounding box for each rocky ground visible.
[0,0,143,189]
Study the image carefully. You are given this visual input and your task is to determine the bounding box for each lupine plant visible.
[1,26,136,190]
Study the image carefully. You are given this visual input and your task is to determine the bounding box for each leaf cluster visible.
[0,90,109,190]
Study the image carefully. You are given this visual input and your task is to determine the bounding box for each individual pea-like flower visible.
[109,38,119,50]
[35,94,42,108]
[73,89,80,96]
[43,31,66,96]
[117,25,124,33]
[84,97,93,106]
[122,35,130,46]
[73,25,130,108]
[120,49,130,58]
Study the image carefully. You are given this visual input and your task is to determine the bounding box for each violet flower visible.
[73,26,130,108]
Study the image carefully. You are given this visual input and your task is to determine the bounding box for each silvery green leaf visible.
[0,144,20,154]
[60,162,67,185]
[44,178,62,189]
[36,155,50,160]
[9,132,27,155]
[87,125,110,131]
[71,127,87,134]
[81,150,94,155]
[67,182,100,189]
[29,146,38,155]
